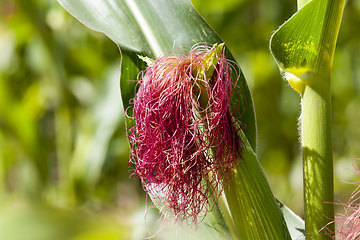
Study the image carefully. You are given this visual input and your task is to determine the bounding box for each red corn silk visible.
[128,44,244,224]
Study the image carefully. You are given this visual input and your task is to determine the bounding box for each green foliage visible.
[0,0,359,239]
[270,0,346,237]
[270,0,346,94]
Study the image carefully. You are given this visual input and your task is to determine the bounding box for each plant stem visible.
[299,0,346,238]
[302,76,334,239]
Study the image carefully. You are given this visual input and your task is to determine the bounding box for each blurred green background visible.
[0,0,359,239]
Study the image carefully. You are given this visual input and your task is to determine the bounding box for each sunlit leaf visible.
[271,0,328,73]
[270,0,346,94]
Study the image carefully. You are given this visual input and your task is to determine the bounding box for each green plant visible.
[270,0,346,238]
[55,0,350,239]
[0,0,355,239]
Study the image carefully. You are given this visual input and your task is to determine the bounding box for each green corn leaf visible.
[270,0,346,94]
[58,0,219,58]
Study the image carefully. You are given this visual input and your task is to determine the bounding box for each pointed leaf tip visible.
[192,43,225,80]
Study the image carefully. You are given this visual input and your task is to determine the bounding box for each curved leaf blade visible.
[58,0,220,58]
[270,0,346,81]
[270,0,325,74]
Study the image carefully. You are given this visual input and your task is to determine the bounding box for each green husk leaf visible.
[224,130,291,239]
[192,43,225,79]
